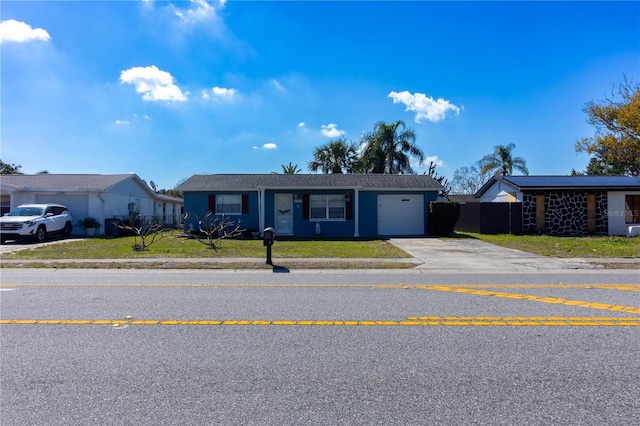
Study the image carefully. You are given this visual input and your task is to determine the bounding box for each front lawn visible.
[0,235,410,260]
[454,233,640,258]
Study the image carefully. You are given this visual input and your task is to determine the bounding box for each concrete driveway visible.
[0,238,81,255]
[387,238,598,272]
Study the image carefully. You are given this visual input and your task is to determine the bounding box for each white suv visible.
[0,204,73,243]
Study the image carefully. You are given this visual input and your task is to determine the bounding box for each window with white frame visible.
[216,194,242,214]
[309,194,345,220]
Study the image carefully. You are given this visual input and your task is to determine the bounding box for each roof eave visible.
[181,186,443,192]
[514,186,640,191]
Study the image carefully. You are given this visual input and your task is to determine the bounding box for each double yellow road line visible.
[2,316,639,327]
[2,283,638,327]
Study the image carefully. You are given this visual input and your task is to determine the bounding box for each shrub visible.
[428,201,460,236]
[78,217,101,229]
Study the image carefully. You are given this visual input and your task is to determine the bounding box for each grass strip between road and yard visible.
[0,236,409,260]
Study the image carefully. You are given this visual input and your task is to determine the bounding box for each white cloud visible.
[172,0,224,25]
[388,91,460,123]
[424,155,443,167]
[0,20,50,43]
[321,123,345,138]
[115,120,130,125]
[253,143,278,150]
[205,86,237,100]
[298,122,306,128]
[120,65,188,102]
[270,79,286,92]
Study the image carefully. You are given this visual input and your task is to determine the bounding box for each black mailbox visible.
[263,227,275,265]
[263,227,275,246]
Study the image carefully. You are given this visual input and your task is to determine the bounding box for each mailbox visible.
[263,227,275,246]
[263,227,275,265]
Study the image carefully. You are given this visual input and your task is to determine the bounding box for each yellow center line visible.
[1,317,639,327]
[1,283,638,290]
[417,286,640,314]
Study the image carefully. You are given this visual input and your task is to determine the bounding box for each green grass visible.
[452,233,640,258]
[0,235,410,260]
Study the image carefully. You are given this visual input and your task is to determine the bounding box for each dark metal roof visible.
[475,175,640,197]
[502,175,640,188]
[176,174,445,191]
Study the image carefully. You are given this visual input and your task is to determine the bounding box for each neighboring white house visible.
[0,174,183,236]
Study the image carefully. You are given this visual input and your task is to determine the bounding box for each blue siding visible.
[266,190,355,238]
[357,192,379,237]
[183,191,260,234]
[183,189,439,238]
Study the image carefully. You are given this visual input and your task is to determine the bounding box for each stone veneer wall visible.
[522,191,608,235]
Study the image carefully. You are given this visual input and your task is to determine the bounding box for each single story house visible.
[0,173,183,236]
[175,174,445,238]
[474,175,640,236]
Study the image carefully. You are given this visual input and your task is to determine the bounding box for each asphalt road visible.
[1,269,639,425]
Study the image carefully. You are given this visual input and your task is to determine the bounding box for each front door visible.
[274,193,293,236]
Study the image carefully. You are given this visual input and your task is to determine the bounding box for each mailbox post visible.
[263,227,275,265]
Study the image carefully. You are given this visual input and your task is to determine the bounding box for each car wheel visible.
[63,222,73,238]
[36,226,47,243]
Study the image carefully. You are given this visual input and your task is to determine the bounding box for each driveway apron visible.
[387,238,593,272]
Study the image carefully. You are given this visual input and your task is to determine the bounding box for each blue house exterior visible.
[176,174,444,238]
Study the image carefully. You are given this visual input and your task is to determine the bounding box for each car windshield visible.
[7,207,44,217]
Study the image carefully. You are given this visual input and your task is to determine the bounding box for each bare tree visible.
[185,211,245,250]
[117,213,173,251]
[451,161,489,195]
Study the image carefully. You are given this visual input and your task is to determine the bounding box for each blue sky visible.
[2,1,638,190]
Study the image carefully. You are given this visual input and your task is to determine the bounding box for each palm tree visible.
[281,162,302,174]
[360,120,425,174]
[480,143,529,176]
[308,138,359,174]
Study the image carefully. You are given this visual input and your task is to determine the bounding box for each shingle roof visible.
[156,193,184,203]
[0,173,139,191]
[176,174,445,191]
[1,173,184,204]
[475,175,640,197]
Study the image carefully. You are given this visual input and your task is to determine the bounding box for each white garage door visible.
[377,194,425,236]
[35,194,89,222]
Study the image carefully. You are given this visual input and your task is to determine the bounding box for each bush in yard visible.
[428,201,460,236]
